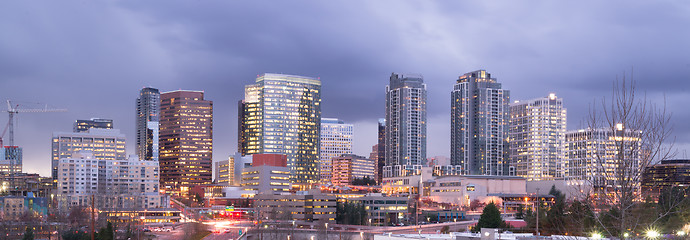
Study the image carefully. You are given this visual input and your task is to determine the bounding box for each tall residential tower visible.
[136,87,160,161]
[509,93,567,181]
[384,73,427,178]
[238,73,321,189]
[451,70,510,175]
[159,90,213,195]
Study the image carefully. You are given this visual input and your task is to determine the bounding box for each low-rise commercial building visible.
[642,159,690,195]
[254,189,336,226]
[102,208,181,224]
[241,154,291,194]
[0,193,48,220]
[349,193,408,225]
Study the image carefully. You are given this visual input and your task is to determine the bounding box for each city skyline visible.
[2,1,690,177]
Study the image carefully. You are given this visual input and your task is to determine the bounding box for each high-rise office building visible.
[159,90,213,195]
[319,118,353,182]
[136,87,160,161]
[73,118,113,133]
[376,118,386,183]
[51,128,126,181]
[238,73,321,189]
[384,73,427,178]
[509,93,567,181]
[451,70,510,176]
[566,127,641,188]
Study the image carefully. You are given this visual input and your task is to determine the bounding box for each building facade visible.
[451,70,510,176]
[566,127,641,189]
[239,73,322,189]
[241,154,291,194]
[51,128,126,181]
[0,146,22,174]
[384,73,427,178]
[376,118,386,183]
[254,189,336,225]
[319,118,353,182]
[331,154,375,186]
[0,172,52,197]
[73,118,113,133]
[56,152,165,210]
[159,90,213,195]
[509,93,567,181]
[349,193,408,225]
[642,159,690,195]
[136,87,160,161]
[215,159,233,185]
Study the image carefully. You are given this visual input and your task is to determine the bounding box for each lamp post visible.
[535,188,540,236]
[325,222,328,239]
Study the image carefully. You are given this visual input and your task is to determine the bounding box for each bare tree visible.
[581,71,676,238]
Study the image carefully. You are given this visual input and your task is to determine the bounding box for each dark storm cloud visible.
[1,0,689,175]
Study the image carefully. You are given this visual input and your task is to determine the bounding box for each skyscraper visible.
[136,87,160,161]
[376,118,386,183]
[451,70,510,175]
[384,73,427,178]
[159,90,213,195]
[238,73,321,189]
[319,118,353,182]
[73,118,113,132]
[509,93,567,181]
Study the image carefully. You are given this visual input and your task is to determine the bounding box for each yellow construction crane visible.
[2,100,66,194]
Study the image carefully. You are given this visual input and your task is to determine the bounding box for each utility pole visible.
[535,188,540,238]
[91,194,95,240]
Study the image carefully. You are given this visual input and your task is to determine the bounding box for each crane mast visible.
[3,100,66,195]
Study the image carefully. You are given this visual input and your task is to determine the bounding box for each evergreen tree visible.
[543,185,567,235]
[22,227,34,240]
[474,201,505,232]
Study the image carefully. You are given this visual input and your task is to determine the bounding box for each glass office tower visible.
[239,73,321,189]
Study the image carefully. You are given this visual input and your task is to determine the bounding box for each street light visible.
[591,232,602,239]
[646,230,660,239]
[360,232,364,240]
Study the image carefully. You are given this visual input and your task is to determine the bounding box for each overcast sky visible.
[1,1,689,177]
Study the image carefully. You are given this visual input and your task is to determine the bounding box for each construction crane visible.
[2,100,66,194]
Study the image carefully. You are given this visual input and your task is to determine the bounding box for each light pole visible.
[535,188,540,236]
[360,232,364,240]
[325,222,328,239]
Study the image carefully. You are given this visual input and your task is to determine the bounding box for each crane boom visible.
[3,100,67,195]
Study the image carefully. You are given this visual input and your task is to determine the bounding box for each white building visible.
[56,151,166,210]
[51,128,126,181]
[566,127,641,189]
[320,118,353,182]
[509,93,567,181]
[214,153,252,186]
[240,154,291,194]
